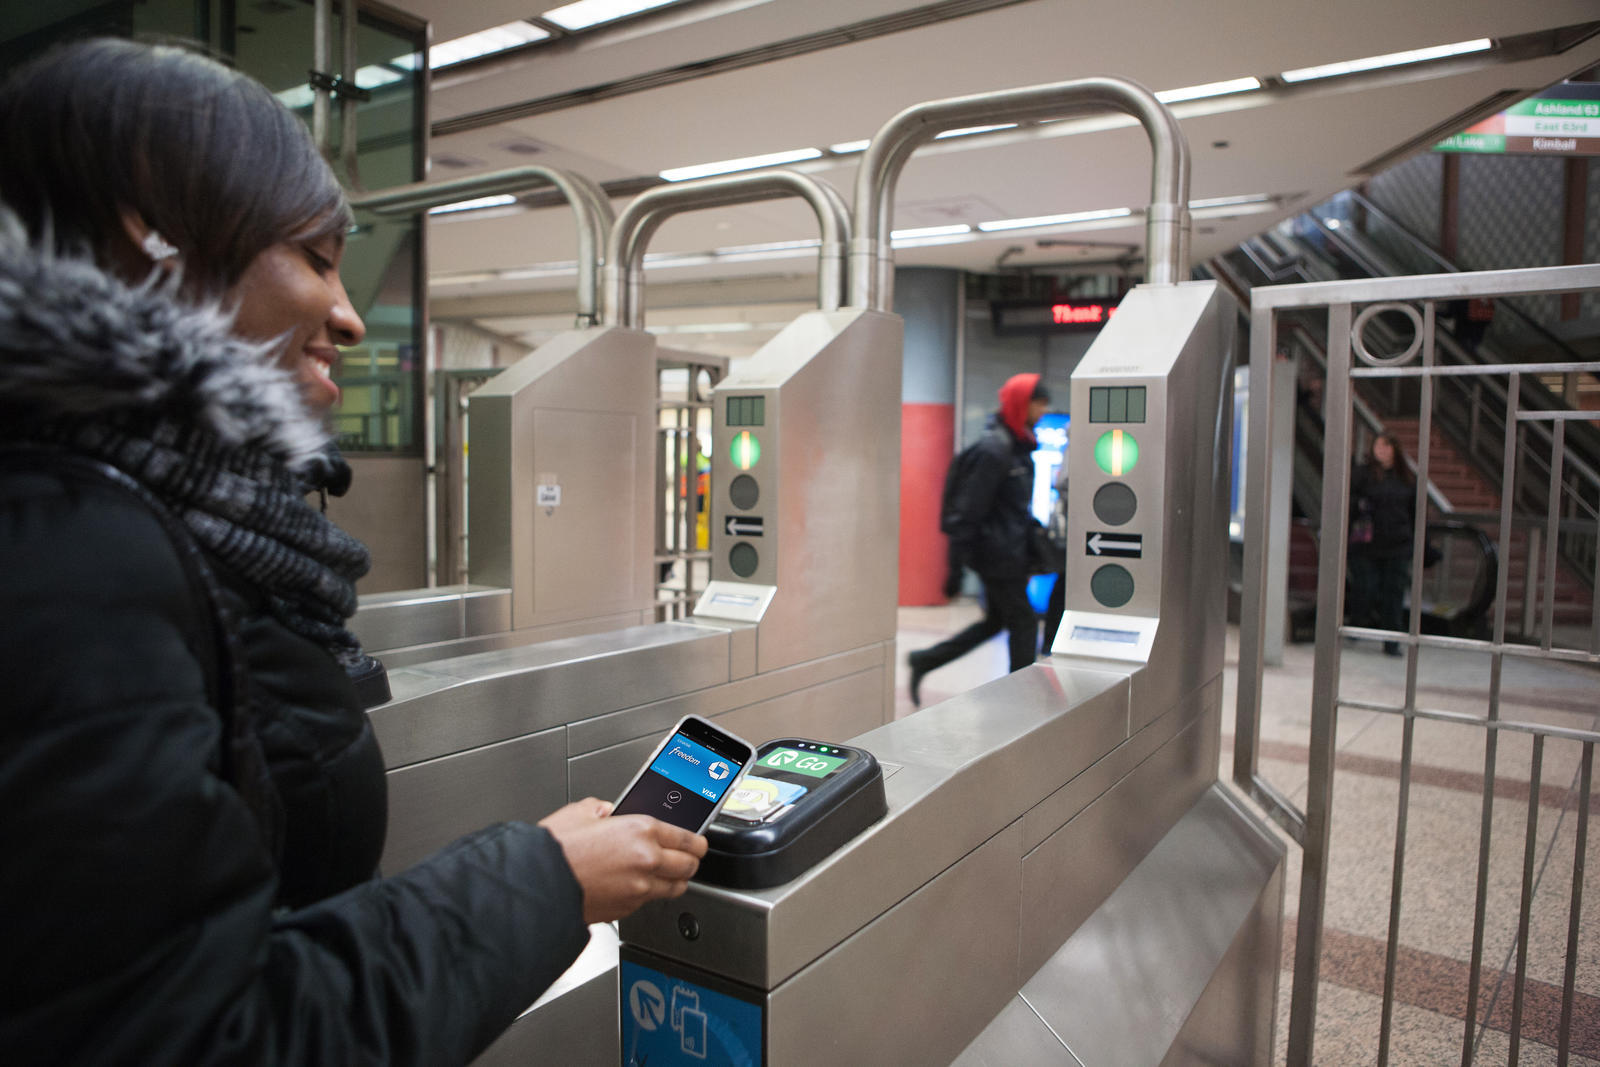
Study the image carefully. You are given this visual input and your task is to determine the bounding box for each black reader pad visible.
[697,738,886,890]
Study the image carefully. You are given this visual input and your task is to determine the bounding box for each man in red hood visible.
[909,372,1051,705]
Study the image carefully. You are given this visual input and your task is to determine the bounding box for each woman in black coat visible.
[0,39,704,1065]
[1347,433,1417,656]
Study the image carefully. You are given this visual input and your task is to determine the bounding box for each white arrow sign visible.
[1087,531,1142,557]
[725,516,764,537]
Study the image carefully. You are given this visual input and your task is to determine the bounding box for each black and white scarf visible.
[0,216,376,680]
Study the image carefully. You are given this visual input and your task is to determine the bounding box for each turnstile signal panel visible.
[1055,282,1226,661]
[711,388,777,587]
[621,950,763,1067]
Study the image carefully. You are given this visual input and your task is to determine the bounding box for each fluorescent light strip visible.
[891,224,971,240]
[276,84,315,109]
[429,194,519,215]
[829,140,871,155]
[1155,76,1261,103]
[542,0,681,31]
[1280,38,1491,83]
[353,64,404,89]
[500,261,579,280]
[934,123,1017,140]
[660,147,823,182]
[425,21,551,69]
[977,207,1132,232]
[1189,193,1274,209]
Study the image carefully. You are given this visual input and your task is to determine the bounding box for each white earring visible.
[141,230,179,262]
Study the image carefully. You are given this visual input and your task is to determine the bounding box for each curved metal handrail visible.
[851,76,1189,310]
[602,170,850,329]
[350,166,614,326]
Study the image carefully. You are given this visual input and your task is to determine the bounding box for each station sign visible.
[1434,84,1600,157]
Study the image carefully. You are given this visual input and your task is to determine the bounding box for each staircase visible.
[1385,417,1592,628]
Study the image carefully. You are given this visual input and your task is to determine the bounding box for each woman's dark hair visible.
[1366,432,1415,485]
[0,37,350,293]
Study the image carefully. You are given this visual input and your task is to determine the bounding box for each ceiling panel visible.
[350,0,1600,333]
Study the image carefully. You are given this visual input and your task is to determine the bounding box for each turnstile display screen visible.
[1089,385,1146,422]
[726,395,765,426]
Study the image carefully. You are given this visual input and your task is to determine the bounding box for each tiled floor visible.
[894,600,1600,1066]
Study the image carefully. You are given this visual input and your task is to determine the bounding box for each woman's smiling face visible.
[228,229,364,413]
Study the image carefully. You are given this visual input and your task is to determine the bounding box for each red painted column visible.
[899,402,955,605]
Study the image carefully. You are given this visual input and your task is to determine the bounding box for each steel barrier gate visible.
[1235,262,1600,1065]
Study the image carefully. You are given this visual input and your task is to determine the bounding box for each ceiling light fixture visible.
[353,65,404,89]
[429,194,519,215]
[1188,194,1274,209]
[1155,76,1262,103]
[660,147,824,182]
[828,140,872,155]
[1280,38,1492,83]
[891,224,972,240]
[542,0,682,32]
[977,207,1133,232]
[399,20,551,70]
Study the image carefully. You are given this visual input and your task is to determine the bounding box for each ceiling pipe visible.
[339,0,363,191]
[852,76,1190,310]
[603,170,850,329]
[311,0,332,154]
[351,166,615,327]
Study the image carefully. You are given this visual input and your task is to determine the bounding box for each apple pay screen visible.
[614,732,743,832]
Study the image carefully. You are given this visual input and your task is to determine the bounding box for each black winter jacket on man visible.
[0,231,588,1065]
[942,416,1037,580]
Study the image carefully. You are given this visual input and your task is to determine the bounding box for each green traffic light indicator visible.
[731,430,762,470]
[1094,429,1139,477]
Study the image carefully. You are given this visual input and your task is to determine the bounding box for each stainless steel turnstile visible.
[613,76,1284,1067]
[372,170,900,882]
[351,76,1281,1067]
[348,167,666,661]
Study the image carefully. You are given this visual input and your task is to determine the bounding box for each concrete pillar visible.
[894,267,962,606]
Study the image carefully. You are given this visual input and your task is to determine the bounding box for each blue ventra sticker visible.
[621,958,762,1067]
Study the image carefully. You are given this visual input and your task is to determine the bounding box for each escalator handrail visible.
[1424,519,1499,629]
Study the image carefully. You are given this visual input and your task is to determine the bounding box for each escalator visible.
[1206,206,1540,642]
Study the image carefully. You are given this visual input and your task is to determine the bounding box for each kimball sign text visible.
[1434,85,1600,157]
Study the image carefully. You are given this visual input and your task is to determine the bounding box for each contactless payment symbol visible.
[708,761,731,780]
[629,980,666,1032]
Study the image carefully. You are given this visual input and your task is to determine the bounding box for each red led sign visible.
[991,299,1122,335]
[1051,302,1116,325]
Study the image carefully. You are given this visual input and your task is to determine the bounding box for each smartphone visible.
[612,715,755,834]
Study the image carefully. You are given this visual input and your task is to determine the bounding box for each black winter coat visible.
[0,237,588,1065]
[1351,463,1415,560]
[943,418,1037,580]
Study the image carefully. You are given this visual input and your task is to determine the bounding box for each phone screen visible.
[613,719,751,833]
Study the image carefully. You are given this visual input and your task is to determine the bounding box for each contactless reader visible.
[697,739,886,889]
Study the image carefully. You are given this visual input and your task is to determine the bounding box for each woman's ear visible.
[119,209,180,266]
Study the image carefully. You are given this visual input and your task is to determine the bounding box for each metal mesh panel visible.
[1460,156,1565,333]
[1366,153,1442,250]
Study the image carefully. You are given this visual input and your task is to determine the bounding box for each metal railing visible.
[1235,262,1600,1066]
[1229,212,1600,595]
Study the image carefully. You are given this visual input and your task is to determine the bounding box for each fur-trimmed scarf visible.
[0,217,377,682]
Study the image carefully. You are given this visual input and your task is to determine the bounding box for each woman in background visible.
[1347,432,1416,656]
[0,38,702,1064]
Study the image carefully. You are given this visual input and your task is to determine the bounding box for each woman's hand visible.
[539,799,709,923]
